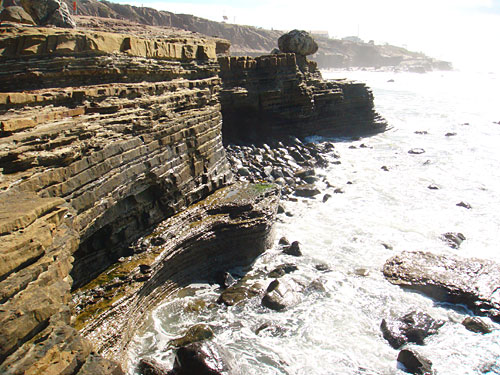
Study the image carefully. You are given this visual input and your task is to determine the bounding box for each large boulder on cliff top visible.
[0,6,35,24]
[20,0,76,28]
[383,251,500,322]
[278,29,318,56]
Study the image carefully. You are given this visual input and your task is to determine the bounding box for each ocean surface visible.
[128,70,500,374]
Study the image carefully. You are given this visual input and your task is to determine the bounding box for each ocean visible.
[128,70,500,374]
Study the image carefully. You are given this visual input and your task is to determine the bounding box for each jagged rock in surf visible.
[440,232,466,249]
[381,311,444,349]
[397,348,434,375]
[462,317,492,334]
[172,342,230,375]
[262,277,304,311]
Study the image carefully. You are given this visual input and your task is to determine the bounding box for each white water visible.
[128,70,500,374]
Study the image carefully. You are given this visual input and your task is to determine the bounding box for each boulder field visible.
[0,22,385,374]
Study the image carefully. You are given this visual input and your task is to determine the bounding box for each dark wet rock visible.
[315,263,330,272]
[408,148,426,155]
[427,184,439,190]
[217,285,260,306]
[277,204,285,214]
[346,181,353,185]
[383,251,500,322]
[268,263,298,278]
[139,264,152,274]
[168,324,214,349]
[0,6,35,24]
[216,272,237,289]
[303,175,319,184]
[397,348,434,375]
[283,241,302,256]
[262,278,304,311]
[456,201,472,209]
[237,167,250,176]
[334,187,344,194]
[285,211,294,217]
[184,299,207,313]
[381,311,444,349]
[295,168,315,179]
[172,342,228,375]
[415,131,428,135]
[381,166,390,171]
[359,143,371,148]
[150,236,166,246]
[462,317,492,334]
[279,236,290,246]
[445,132,457,137]
[441,232,466,249]
[138,358,172,375]
[349,145,357,149]
[388,79,395,83]
[294,184,321,197]
[381,243,393,250]
[255,322,287,336]
[322,194,332,202]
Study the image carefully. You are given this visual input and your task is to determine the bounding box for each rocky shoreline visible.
[0,5,497,375]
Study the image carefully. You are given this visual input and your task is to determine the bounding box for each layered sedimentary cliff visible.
[0,19,384,375]
[0,24,234,374]
[219,54,386,143]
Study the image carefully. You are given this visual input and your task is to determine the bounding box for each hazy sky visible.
[116,0,500,71]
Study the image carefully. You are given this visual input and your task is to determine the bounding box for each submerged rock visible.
[168,324,214,349]
[408,148,426,155]
[217,285,260,306]
[383,251,500,322]
[268,263,298,278]
[462,317,492,334]
[456,201,472,209]
[397,348,434,375]
[440,232,466,248]
[381,311,444,349]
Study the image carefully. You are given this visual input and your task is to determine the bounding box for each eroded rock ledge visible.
[383,251,500,322]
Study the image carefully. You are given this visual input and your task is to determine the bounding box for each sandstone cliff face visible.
[218,54,387,143]
[0,24,232,374]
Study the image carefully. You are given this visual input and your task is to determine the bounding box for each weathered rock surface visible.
[380,311,444,349]
[0,5,35,24]
[20,0,76,28]
[383,251,500,322]
[278,29,318,56]
[138,358,172,375]
[218,54,387,143]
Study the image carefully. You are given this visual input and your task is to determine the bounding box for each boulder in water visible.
[440,232,466,249]
[397,348,434,375]
[167,324,214,349]
[462,316,492,334]
[172,342,229,375]
[138,358,172,375]
[381,311,444,349]
[262,277,304,311]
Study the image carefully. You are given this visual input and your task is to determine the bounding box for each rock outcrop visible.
[383,251,500,322]
[278,29,318,56]
[20,0,76,28]
[0,5,35,25]
[218,54,387,143]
